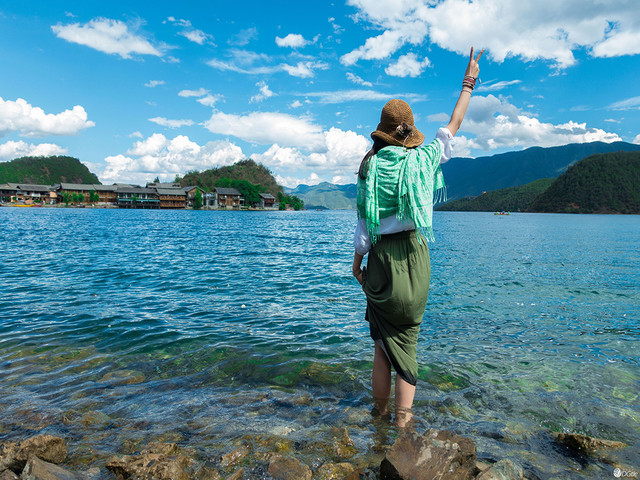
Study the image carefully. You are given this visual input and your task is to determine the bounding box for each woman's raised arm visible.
[446,47,484,137]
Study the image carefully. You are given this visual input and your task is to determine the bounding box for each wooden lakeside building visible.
[1,181,279,210]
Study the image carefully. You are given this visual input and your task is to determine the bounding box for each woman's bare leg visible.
[394,376,416,427]
[372,344,391,415]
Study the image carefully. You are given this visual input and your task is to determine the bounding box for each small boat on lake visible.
[494,211,510,215]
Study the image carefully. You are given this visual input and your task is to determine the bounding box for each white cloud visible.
[346,72,373,87]
[607,96,640,111]
[299,90,427,104]
[427,113,450,123]
[197,94,223,107]
[275,172,323,188]
[0,97,94,137]
[385,52,430,77]
[476,80,521,92]
[206,56,328,78]
[51,18,164,59]
[250,81,275,103]
[180,29,213,45]
[252,127,369,184]
[204,110,326,150]
[275,34,309,48]
[101,134,245,184]
[178,88,209,97]
[290,100,303,108]
[144,80,165,88]
[228,27,258,46]
[129,131,143,138]
[148,117,195,128]
[344,0,640,68]
[633,134,640,145]
[460,94,622,151]
[0,140,68,161]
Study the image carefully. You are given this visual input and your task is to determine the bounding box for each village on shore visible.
[0,182,280,210]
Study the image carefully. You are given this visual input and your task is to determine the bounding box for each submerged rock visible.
[267,455,311,480]
[380,429,476,480]
[554,432,627,455]
[20,457,82,480]
[0,470,18,480]
[476,459,524,480]
[0,435,67,474]
[105,442,193,480]
[219,446,249,469]
[316,462,355,479]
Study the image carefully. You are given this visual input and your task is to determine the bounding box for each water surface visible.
[1,208,638,478]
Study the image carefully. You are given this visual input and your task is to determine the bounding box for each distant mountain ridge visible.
[441,141,640,200]
[290,141,640,209]
[288,182,357,210]
[0,156,100,185]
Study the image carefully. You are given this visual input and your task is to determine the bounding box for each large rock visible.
[554,433,627,455]
[106,442,192,480]
[380,429,476,480]
[0,436,67,474]
[476,459,524,480]
[19,457,82,480]
[267,455,311,480]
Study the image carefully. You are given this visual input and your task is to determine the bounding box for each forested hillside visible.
[176,159,282,197]
[437,178,554,212]
[0,156,100,185]
[527,151,640,214]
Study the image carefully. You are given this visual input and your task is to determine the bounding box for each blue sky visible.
[1,0,639,187]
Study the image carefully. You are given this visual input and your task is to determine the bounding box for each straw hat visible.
[371,99,425,148]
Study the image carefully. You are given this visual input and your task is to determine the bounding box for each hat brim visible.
[371,128,425,148]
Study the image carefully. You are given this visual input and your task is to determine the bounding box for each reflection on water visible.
[1,208,639,477]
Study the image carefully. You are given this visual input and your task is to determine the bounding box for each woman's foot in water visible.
[394,406,414,428]
[372,396,390,417]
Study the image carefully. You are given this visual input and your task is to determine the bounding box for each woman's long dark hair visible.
[358,138,389,180]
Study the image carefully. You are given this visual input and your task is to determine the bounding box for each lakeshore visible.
[1,208,638,479]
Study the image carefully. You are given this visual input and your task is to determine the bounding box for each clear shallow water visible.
[0,208,638,478]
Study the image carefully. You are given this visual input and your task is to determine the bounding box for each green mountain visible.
[441,141,640,200]
[288,182,357,210]
[527,151,640,214]
[437,178,554,212]
[176,159,281,196]
[0,156,100,185]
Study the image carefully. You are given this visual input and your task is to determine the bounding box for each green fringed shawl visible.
[357,138,446,244]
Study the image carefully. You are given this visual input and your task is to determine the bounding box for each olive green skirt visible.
[363,230,430,386]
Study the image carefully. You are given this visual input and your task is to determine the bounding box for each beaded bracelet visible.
[462,75,476,91]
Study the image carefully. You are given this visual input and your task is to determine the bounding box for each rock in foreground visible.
[0,435,67,474]
[380,429,476,480]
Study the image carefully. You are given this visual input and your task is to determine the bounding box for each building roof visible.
[156,188,186,196]
[259,193,276,200]
[147,182,182,188]
[215,187,242,195]
[1,183,54,192]
[116,186,157,194]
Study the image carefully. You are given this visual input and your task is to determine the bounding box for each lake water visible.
[1,207,638,478]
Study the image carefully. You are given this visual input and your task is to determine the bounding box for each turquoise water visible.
[1,208,639,477]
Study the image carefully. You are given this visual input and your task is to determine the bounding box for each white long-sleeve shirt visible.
[354,127,454,255]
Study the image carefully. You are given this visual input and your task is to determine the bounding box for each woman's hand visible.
[465,46,484,79]
[353,253,364,285]
[446,46,485,136]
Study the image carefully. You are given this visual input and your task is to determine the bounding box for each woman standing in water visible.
[353,47,484,426]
